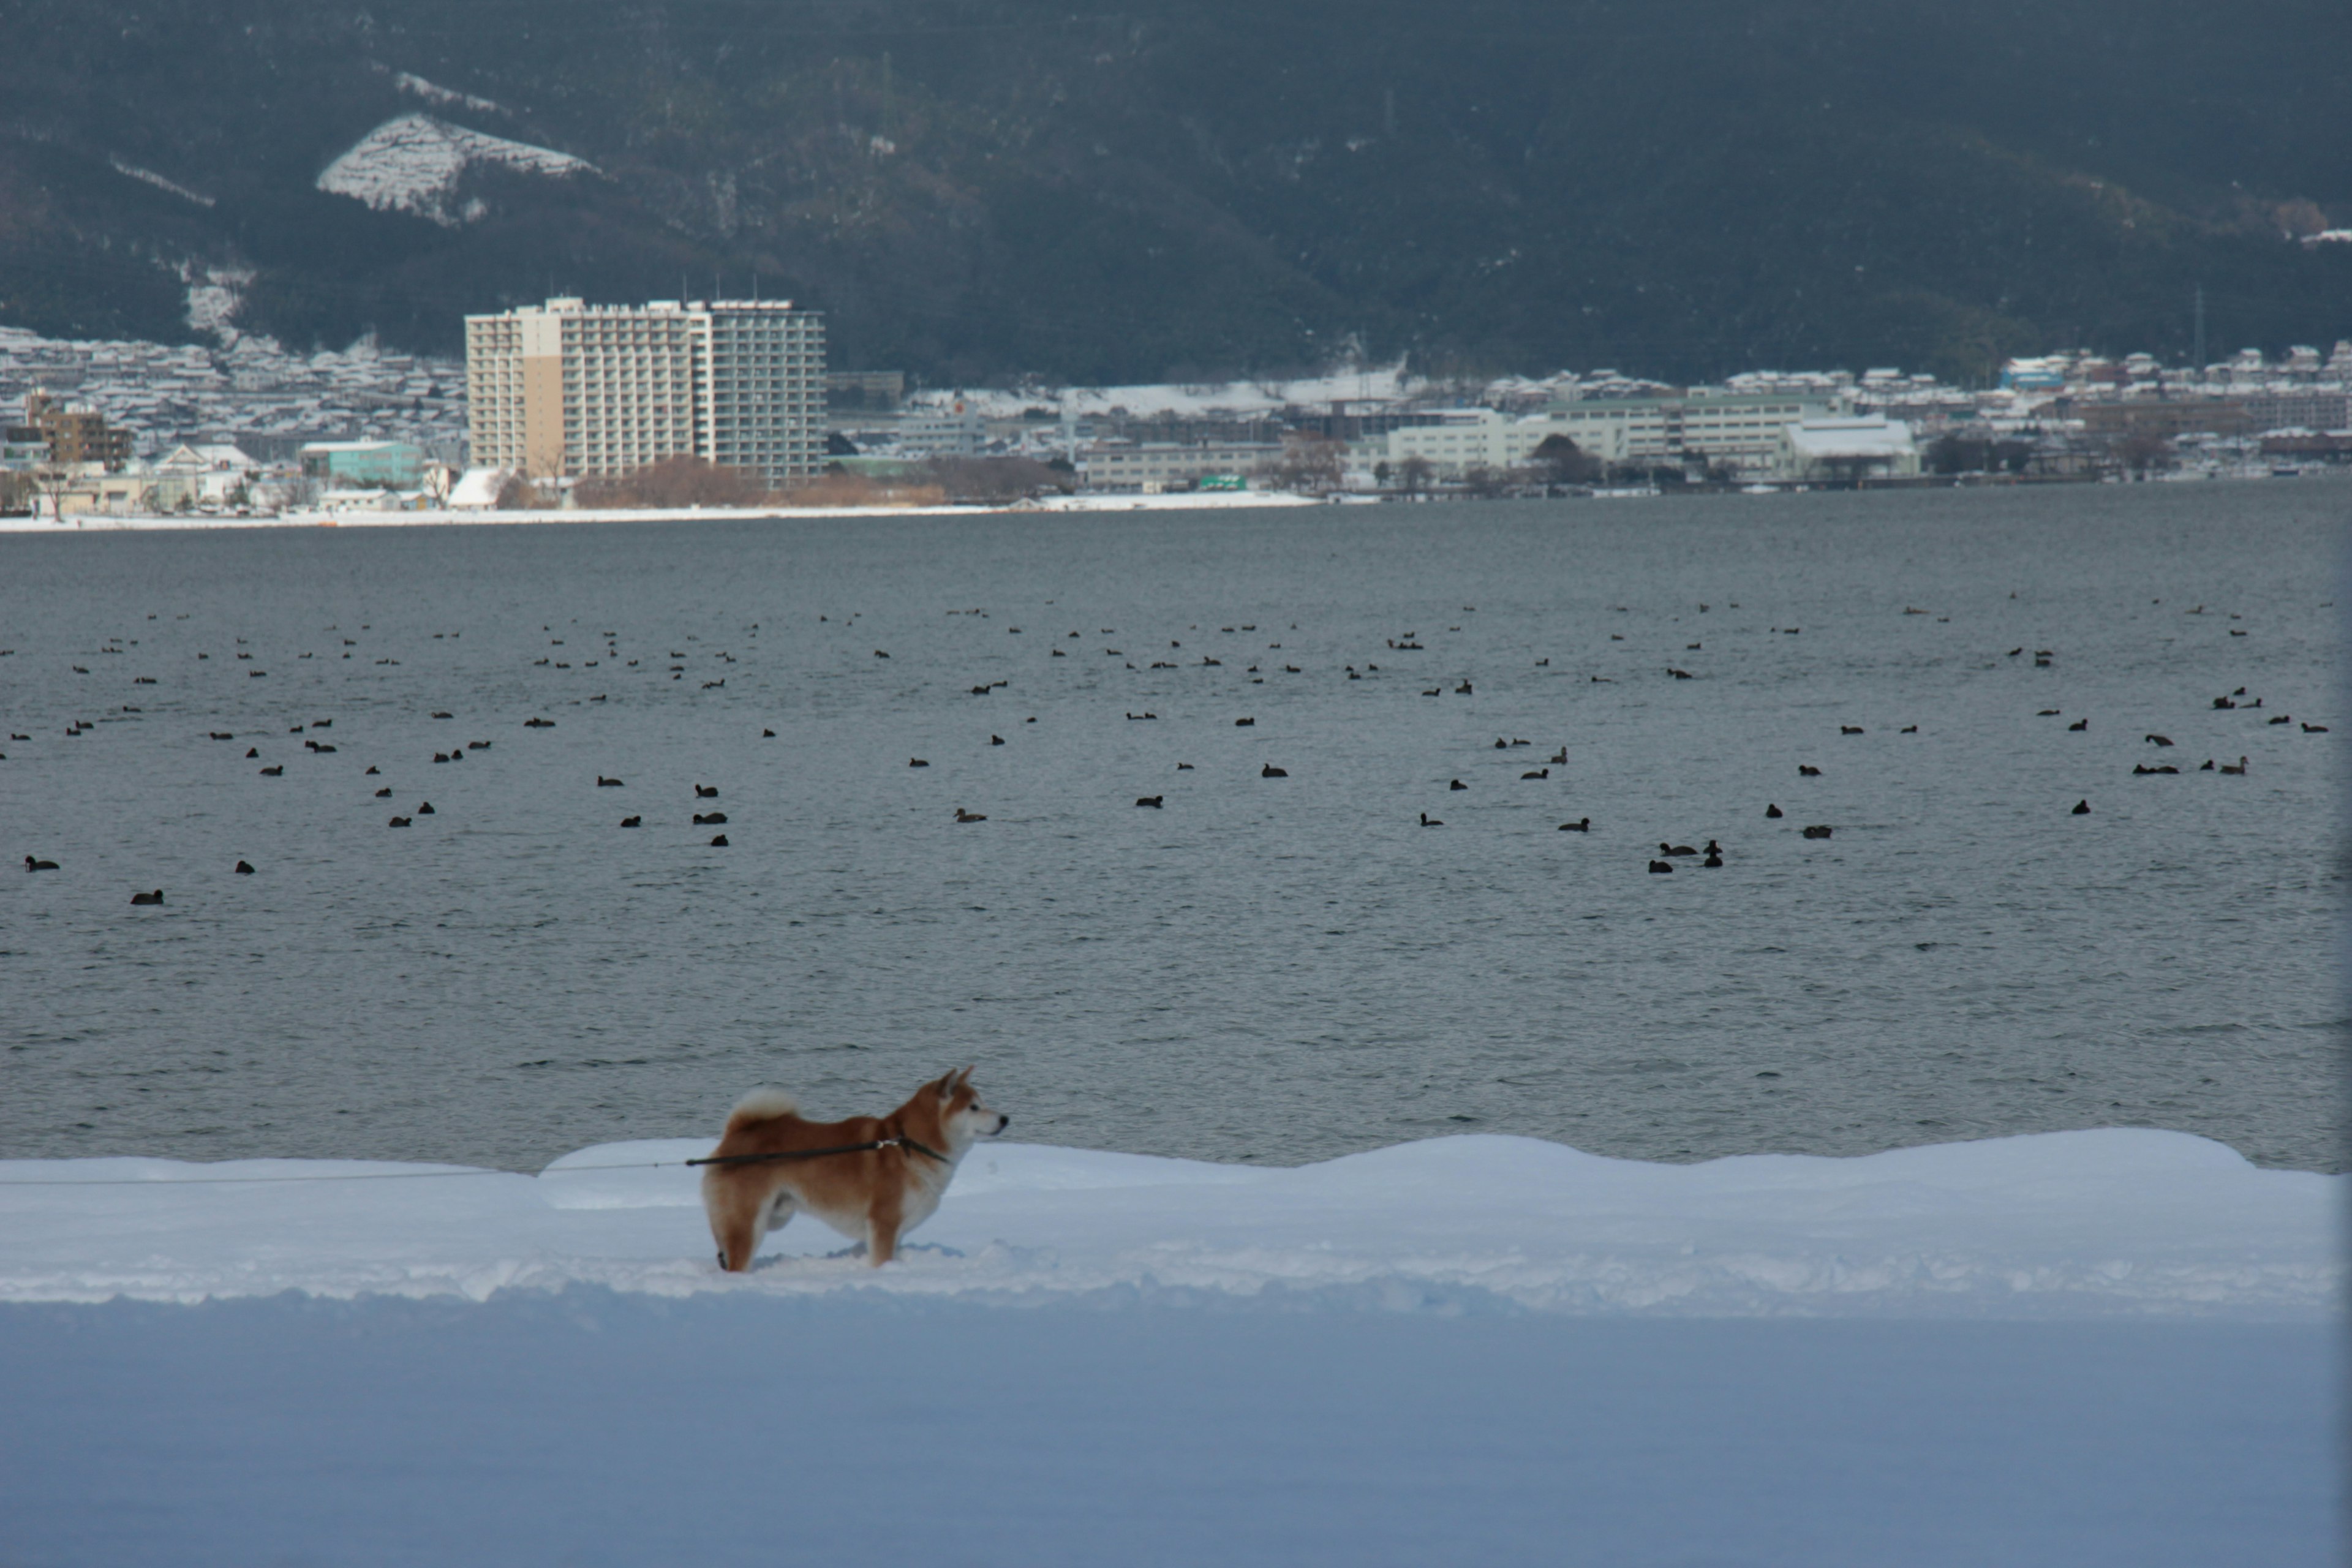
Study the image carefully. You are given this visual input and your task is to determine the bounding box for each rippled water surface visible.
[2,485,2342,1171]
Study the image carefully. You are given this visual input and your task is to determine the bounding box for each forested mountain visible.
[4,0,2346,385]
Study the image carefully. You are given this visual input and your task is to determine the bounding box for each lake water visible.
[2,484,2342,1172]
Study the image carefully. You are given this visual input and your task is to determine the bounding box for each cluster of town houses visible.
[4,308,2348,518]
[885,344,2352,492]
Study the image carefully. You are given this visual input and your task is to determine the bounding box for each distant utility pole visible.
[2193,285,2206,372]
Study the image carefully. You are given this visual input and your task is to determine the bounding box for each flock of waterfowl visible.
[7,595,2319,905]
[883,605,2308,883]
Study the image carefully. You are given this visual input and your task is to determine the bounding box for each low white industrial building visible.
[1357,391,1847,481]
[1365,408,1532,476]
[1781,416,1920,481]
[1078,442,1282,491]
[1537,392,1837,475]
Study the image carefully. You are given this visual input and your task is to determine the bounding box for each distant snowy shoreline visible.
[0,490,1325,532]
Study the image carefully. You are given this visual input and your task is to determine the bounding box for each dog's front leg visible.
[706,1176,762,1273]
[865,1200,903,1267]
[712,1211,758,1273]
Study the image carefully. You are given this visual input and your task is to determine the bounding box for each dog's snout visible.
[995,1114,1011,1131]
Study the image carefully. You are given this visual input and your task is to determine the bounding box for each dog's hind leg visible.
[762,1191,796,1235]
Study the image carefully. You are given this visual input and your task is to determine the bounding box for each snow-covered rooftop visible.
[916,364,1421,421]
[1788,417,1917,458]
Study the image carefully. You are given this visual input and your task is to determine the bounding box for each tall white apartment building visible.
[464,296,824,484]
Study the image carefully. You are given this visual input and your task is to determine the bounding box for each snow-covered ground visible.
[0,1130,2335,1316]
[0,1130,2339,1564]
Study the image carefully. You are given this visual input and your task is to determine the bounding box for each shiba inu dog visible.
[701,1068,1009,1272]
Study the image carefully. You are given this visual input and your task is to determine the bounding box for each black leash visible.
[686,1136,947,1169]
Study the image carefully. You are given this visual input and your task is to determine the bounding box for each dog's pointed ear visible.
[954,1065,974,1094]
[937,1071,958,1100]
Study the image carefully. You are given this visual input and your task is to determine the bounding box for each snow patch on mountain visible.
[108,156,214,208]
[181,264,259,348]
[391,71,506,116]
[316,113,592,226]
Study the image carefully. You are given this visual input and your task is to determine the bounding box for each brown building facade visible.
[2073,399,2248,442]
[23,391,134,469]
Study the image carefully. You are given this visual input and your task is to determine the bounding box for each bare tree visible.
[1260,434,1345,494]
[922,456,1068,504]
[1528,434,1600,487]
[33,464,75,521]
[2113,429,2174,479]
[1679,448,1738,485]
[575,457,766,509]
[1398,454,1434,495]
[781,471,947,508]
[495,472,555,510]
[1461,464,1509,499]
[1927,434,1984,475]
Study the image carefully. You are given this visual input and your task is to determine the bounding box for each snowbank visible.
[2,1132,2339,1564]
[1,1130,2336,1317]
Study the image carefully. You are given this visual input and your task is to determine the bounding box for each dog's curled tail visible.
[722,1085,799,1134]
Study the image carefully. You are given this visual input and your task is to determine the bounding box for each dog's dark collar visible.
[687,1134,948,1169]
